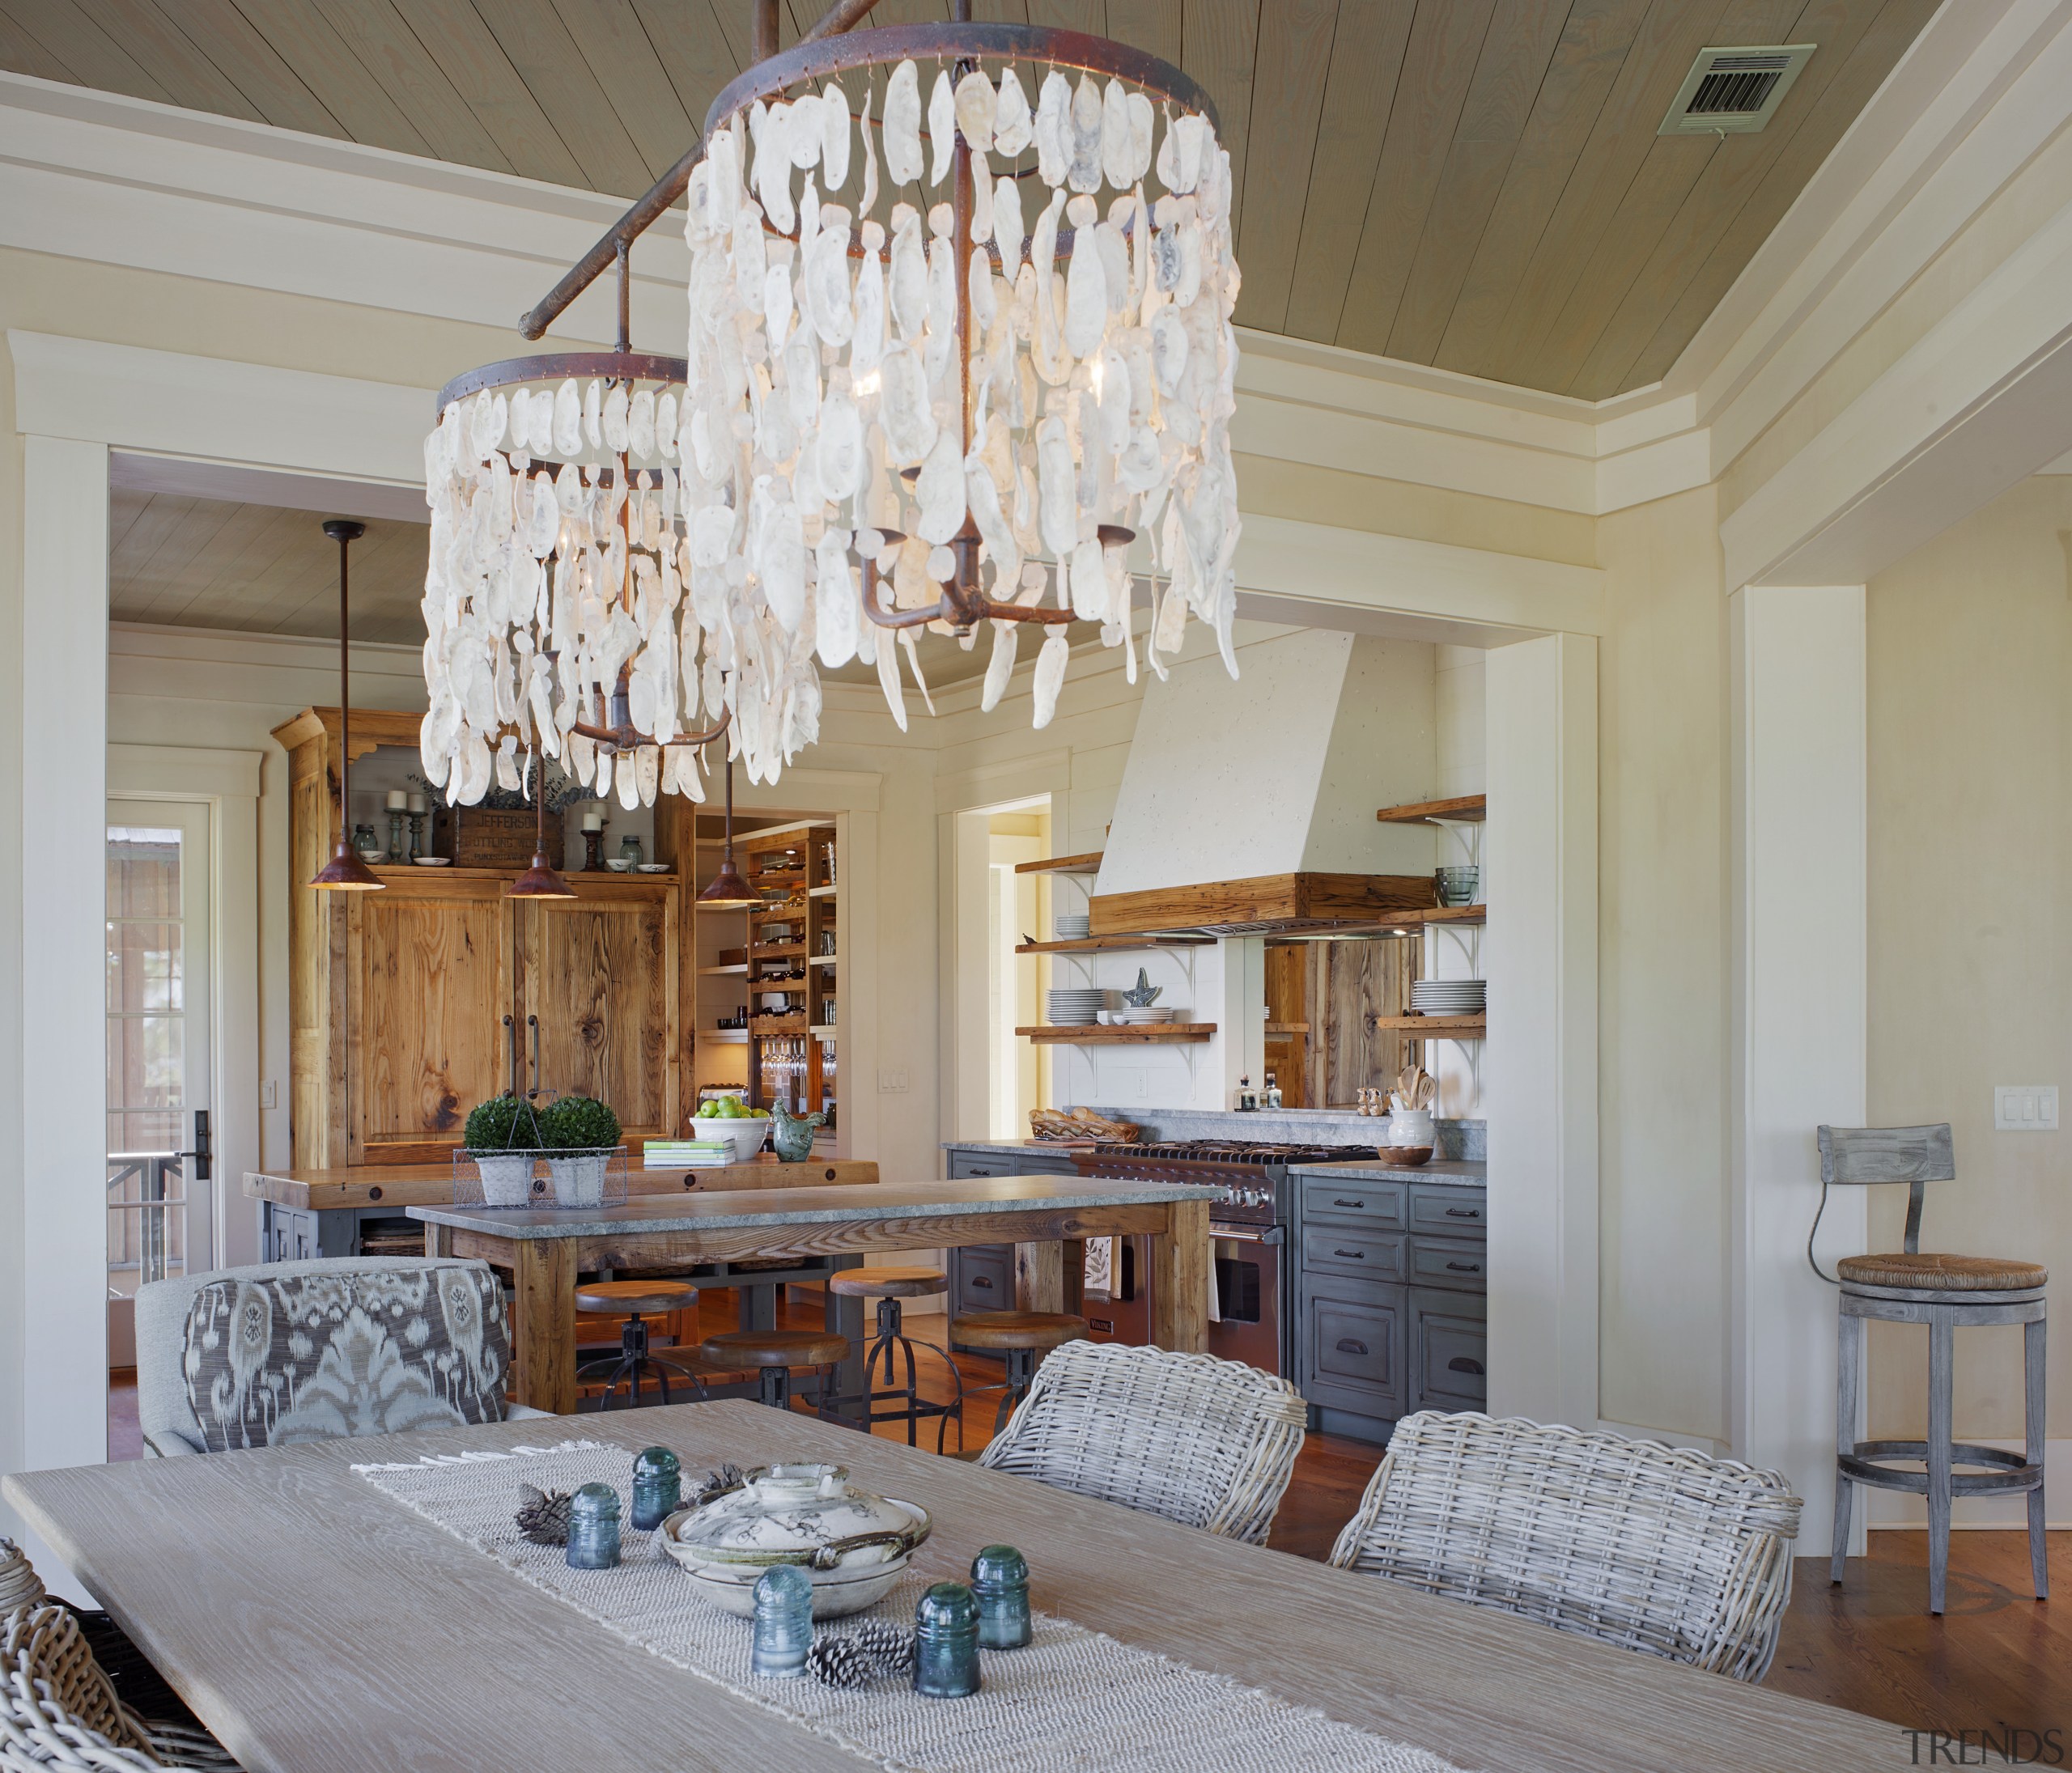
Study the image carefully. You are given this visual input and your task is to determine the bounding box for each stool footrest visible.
[1841,1439,2043,1497]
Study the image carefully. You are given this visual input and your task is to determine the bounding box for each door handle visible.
[1335,1338,1369,1357]
[528,1014,540,1093]
[504,1015,516,1095]
[1448,1356,1485,1376]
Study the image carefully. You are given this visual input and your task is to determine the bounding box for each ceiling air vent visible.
[1658,44,1816,136]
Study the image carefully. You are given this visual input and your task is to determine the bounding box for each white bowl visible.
[675,1553,912,1620]
[687,1117,768,1162]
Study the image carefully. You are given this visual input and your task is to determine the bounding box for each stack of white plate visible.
[1115,1006,1178,1024]
[1046,989,1106,1025]
[1410,978,1486,1016]
[1054,914,1092,940]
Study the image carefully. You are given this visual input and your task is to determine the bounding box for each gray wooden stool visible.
[1817,1123,2047,1614]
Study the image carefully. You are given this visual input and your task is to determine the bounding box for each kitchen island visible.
[245,1154,877,1262]
[410,1173,1217,1414]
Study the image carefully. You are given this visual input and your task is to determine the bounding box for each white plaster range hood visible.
[1089,630,1444,937]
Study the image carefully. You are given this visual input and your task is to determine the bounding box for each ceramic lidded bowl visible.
[659,1463,931,1618]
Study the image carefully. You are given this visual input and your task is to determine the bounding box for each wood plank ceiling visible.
[110,490,430,644]
[3,0,1937,401]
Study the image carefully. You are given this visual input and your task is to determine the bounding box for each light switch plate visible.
[1994,1086,2059,1130]
[260,1079,278,1110]
[878,1067,910,1093]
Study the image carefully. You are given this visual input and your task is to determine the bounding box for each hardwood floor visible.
[108,1311,2070,1740]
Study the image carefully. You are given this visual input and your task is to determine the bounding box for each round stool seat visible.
[829,1266,949,1300]
[700,1329,851,1368]
[1838,1252,2047,1292]
[948,1311,1088,1353]
[575,1279,697,1315]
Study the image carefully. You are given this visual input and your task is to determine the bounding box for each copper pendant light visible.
[309,520,385,892]
[695,753,758,910]
[508,754,576,899]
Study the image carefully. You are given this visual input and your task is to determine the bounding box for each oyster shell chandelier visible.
[423,6,1241,802]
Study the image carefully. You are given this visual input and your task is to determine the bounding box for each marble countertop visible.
[1291,1158,1487,1187]
[407,1173,1218,1240]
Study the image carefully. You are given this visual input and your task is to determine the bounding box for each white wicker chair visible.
[1,1605,238,1771]
[977,1340,1308,1545]
[1328,1411,1802,1682]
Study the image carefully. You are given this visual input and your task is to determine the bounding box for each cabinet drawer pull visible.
[1444,1206,1480,1219]
[1448,1356,1485,1376]
[971,1275,994,1290]
[1445,1262,1480,1274]
[1335,1338,1369,1357]
[970,1166,995,1176]
[1331,1198,1366,1210]
[1332,1249,1365,1261]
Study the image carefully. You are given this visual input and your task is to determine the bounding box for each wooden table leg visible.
[423,1222,453,1258]
[1016,1241,1064,1313]
[1150,1198,1210,1353]
[1063,1240,1085,1317]
[510,1239,576,1415]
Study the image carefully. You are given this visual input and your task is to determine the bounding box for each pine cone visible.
[806,1634,878,1690]
[516,1483,573,1546]
[844,1618,915,1677]
[689,1463,746,1508]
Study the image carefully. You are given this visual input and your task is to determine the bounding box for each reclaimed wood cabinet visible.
[277,707,686,1169]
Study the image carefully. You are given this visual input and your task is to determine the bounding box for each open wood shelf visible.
[1015,933,1215,955]
[1376,795,1485,825]
[1016,1023,1217,1045]
[750,1016,809,1035]
[1372,1015,1487,1037]
[749,943,805,959]
[809,1024,837,1038]
[703,1029,749,1043]
[1386,906,1486,931]
[809,953,837,966]
[697,963,749,976]
[808,884,838,897]
[1013,851,1104,876]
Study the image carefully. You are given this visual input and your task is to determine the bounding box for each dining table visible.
[407,1173,1216,1415]
[4,1401,1907,1772]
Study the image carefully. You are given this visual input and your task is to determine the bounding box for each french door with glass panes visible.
[106,801,214,1330]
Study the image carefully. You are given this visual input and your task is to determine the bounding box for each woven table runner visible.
[355,1441,1465,1773]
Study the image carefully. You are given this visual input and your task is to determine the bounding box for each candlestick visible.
[385,789,407,811]
[406,792,427,815]
[581,811,604,832]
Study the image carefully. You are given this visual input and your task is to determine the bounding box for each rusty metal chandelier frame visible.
[424,0,1241,803]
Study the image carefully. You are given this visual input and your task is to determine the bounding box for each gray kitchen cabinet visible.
[1411,1287,1488,1410]
[1296,1174,1486,1445]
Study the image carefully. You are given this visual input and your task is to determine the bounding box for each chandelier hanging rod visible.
[517,0,885,344]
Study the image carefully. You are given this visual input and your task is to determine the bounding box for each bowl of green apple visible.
[690,1096,773,1162]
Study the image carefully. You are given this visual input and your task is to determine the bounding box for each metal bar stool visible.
[575,1280,707,1409]
[1815,1123,2048,1614]
[945,1311,1088,1437]
[699,1327,852,1410]
[817,1266,965,1448]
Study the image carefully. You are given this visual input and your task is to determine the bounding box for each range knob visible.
[1246,1187,1267,1207]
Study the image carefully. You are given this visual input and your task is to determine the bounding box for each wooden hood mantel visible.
[1089,873,1434,938]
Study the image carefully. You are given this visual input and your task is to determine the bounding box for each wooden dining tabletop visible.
[6,1402,1906,1772]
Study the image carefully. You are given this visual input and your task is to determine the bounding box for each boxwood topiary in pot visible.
[465,1093,541,1207]
[540,1095,621,1207]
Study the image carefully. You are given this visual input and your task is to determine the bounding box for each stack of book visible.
[642,1139,737,1170]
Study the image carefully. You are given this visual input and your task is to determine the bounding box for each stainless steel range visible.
[1071,1139,1382,1377]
